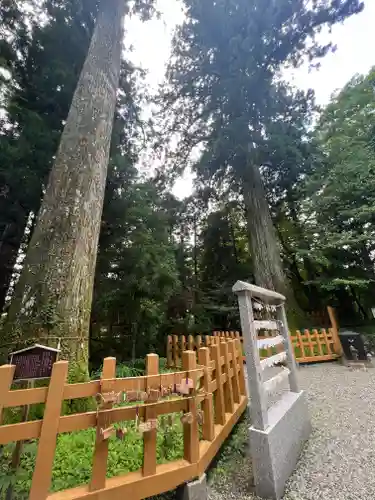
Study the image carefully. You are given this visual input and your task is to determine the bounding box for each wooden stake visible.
[196,335,202,351]
[197,348,215,441]
[321,328,333,355]
[180,335,186,355]
[296,329,305,359]
[6,379,34,500]
[305,329,314,357]
[228,340,241,404]
[182,351,199,463]
[188,335,194,351]
[313,329,323,356]
[221,342,234,414]
[0,365,15,425]
[235,338,246,396]
[29,361,68,500]
[210,344,226,425]
[166,336,172,368]
[172,335,179,368]
[90,357,116,492]
[143,353,158,477]
[327,306,343,355]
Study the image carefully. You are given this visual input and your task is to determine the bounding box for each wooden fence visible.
[290,328,342,363]
[167,332,284,368]
[213,328,342,363]
[0,338,247,500]
[167,324,342,367]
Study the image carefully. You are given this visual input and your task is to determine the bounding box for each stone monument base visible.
[250,390,311,500]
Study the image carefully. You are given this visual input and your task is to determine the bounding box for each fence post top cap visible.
[232,280,286,303]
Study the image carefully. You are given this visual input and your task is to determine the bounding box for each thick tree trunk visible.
[2,0,125,371]
[242,162,304,327]
[243,163,286,292]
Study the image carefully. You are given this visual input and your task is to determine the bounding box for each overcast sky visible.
[125,0,375,198]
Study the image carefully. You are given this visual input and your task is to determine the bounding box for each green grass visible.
[207,411,251,486]
[0,414,185,499]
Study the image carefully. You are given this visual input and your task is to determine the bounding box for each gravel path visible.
[209,363,375,500]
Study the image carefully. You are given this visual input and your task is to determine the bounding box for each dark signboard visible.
[10,344,60,381]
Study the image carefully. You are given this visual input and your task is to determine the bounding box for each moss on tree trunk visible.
[1,0,126,378]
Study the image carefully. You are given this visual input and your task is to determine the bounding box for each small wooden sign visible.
[9,344,60,381]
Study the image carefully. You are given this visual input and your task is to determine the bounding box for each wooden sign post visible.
[6,344,60,500]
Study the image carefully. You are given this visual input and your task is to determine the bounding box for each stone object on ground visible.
[250,391,312,500]
[233,280,311,500]
[177,474,207,500]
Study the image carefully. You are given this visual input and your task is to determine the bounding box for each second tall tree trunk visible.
[242,162,304,328]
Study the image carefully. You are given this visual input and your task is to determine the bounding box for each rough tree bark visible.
[242,162,304,327]
[0,221,24,310]
[1,0,126,373]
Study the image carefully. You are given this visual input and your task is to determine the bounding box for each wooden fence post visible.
[313,329,323,356]
[210,343,226,425]
[187,335,194,351]
[197,347,215,441]
[29,361,68,500]
[228,340,241,404]
[221,341,234,414]
[166,335,172,368]
[296,330,305,360]
[172,335,179,368]
[327,306,343,355]
[235,338,246,396]
[196,335,202,351]
[304,329,314,357]
[90,357,116,492]
[143,353,158,477]
[0,364,15,425]
[181,335,186,355]
[182,351,199,464]
[321,328,333,355]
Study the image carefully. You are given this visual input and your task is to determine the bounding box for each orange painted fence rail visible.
[167,324,342,367]
[213,328,342,363]
[167,333,283,367]
[0,338,247,500]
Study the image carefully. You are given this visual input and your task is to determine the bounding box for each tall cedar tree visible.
[0,0,97,313]
[2,0,130,374]
[161,0,363,322]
